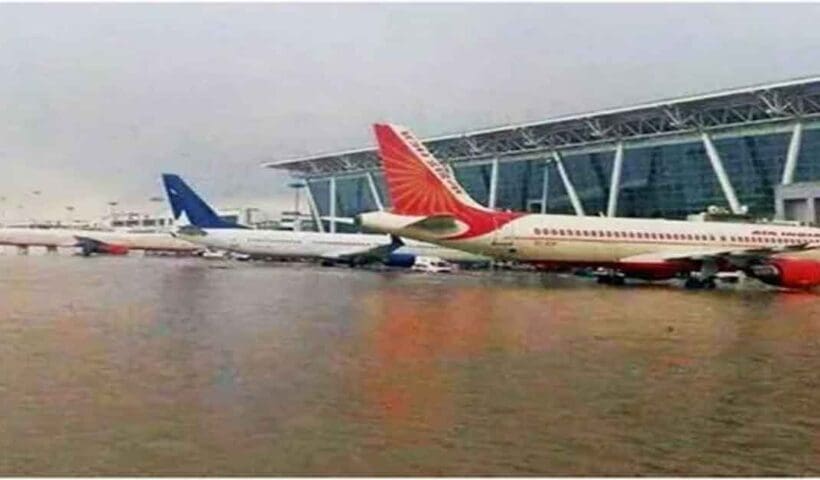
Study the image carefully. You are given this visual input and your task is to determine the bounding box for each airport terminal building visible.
[264,77,820,233]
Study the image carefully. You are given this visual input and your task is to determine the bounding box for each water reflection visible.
[0,257,818,475]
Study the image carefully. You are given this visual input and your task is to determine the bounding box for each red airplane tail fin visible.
[373,124,490,216]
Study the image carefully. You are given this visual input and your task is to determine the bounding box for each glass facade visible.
[305,127,820,230]
[307,179,331,231]
[796,128,820,183]
[453,164,492,206]
[495,159,546,212]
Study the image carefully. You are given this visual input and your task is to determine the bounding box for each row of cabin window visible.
[531,228,800,244]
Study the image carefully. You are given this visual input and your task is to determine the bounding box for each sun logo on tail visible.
[373,123,524,239]
[374,124,489,216]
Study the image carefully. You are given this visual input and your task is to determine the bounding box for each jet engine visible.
[96,243,130,255]
[384,252,417,268]
[748,258,820,289]
[77,237,130,256]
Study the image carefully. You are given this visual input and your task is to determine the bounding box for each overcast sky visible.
[2,3,820,223]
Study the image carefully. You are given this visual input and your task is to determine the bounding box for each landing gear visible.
[684,259,719,290]
[596,270,626,286]
[684,275,716,290]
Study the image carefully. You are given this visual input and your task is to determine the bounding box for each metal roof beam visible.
[262,77,820,174]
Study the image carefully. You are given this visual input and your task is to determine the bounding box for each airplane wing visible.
[319,235,404,261]
[621,242,820,265]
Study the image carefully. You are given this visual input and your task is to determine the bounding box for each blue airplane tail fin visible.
[161,174,242,229]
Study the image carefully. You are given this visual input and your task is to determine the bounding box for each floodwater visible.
[0,254,819,475]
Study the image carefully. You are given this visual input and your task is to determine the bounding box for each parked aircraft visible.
[161,174,487,266]
[0,226,198,256]
[73,230,198,256]
[358,123,820,289]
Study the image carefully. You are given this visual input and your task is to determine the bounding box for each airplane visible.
[0,226,198,256]
[161,173,488,266]
[0,227,78,252]
[357,123,820,290]
[72,230,198,256]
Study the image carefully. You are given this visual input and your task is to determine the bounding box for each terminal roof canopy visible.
[261,75,820,177]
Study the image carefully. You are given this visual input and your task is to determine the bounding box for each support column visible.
[540,160,549,214]
[328,176,337,233]
[606,142,624,217]
[487,158,499,209]
[365,172,384,211]
[304,181,325,233]
[774,185,786,221]
[552,151,585,216]
[782,122,803,185]
[701,132,743,214]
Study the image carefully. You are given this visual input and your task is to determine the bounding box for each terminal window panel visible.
[545,162,575,215]
[371,172,391,209]
[335,176,377,216]
[674,143,727,216]
[617,147,652,217]
[618,143,726,219]
[453,164,492,206]
[713,133,789,217]
[495,160,545,211]
[307,180,331,230]
[525,161,548,211]
[560,152,612,216]
[796,128,820,183]
[335,177,378,233]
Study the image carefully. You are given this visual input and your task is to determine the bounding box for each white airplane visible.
[358,123,820,290]
[0,226,198,256]
[72,230,198,256]
[161,174,487,266]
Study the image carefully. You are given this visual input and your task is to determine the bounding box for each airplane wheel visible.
[597,275,625,286]
[685,277,703,290]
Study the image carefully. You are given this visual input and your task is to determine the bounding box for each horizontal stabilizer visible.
[405,215,465,236]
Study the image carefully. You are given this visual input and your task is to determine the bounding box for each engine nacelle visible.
[98,243,130,255]
[384,252,416,268]
[749,259,820,289]
[80,240,130,256]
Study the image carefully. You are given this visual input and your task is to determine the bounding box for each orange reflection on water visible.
[357,287,527,446]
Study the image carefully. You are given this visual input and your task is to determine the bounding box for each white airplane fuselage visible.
[0,228,77,247]
[360,211,820,268]
[83,230,198,252]
[175,228,488,263]
[0,227,197,252]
